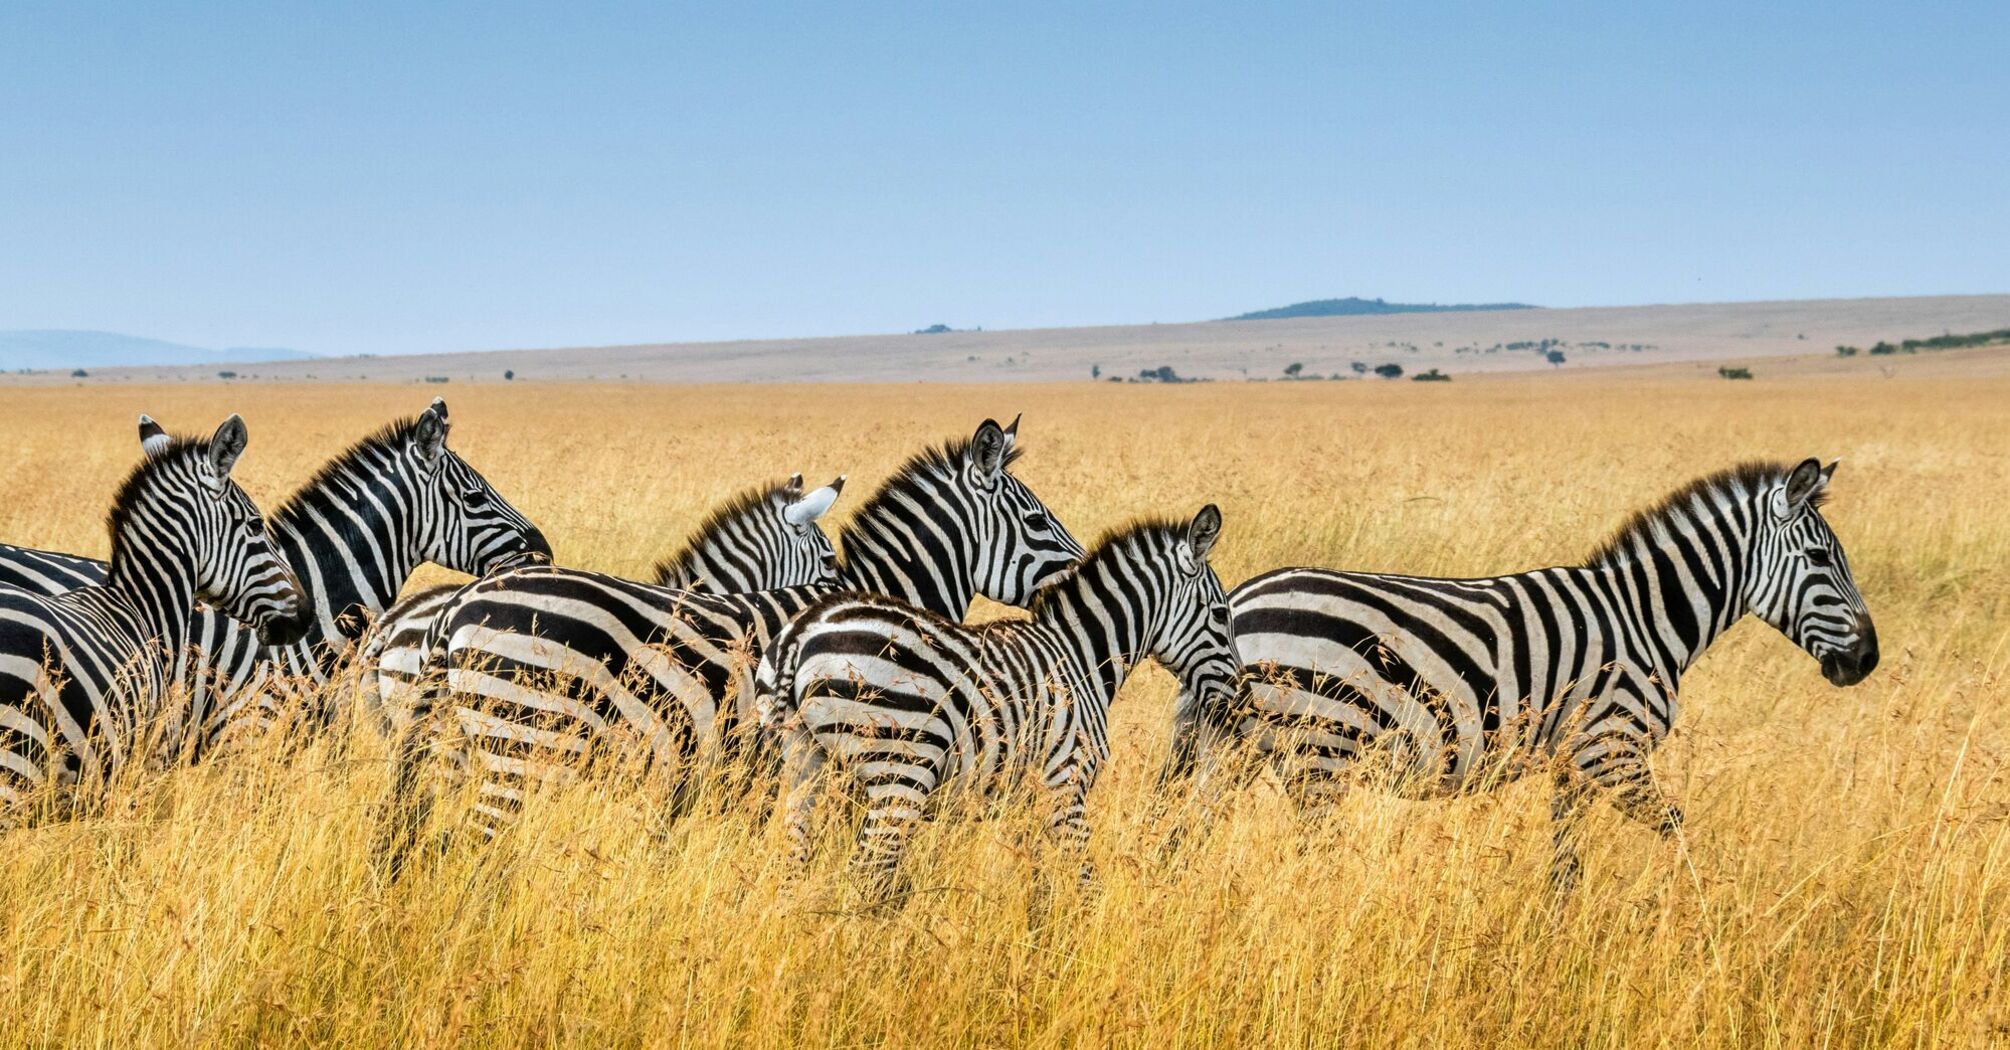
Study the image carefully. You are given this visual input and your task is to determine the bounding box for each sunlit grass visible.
[0,375,2004,1046]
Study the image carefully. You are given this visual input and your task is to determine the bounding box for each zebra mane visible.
[1028,516,1184,617]
[104,434,212,565]
[1585,460,1824,568]
[269,415,430,529]
[836,435,1025,555]
[650,477,803,585]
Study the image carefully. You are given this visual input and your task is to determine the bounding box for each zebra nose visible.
[258,598,313,647]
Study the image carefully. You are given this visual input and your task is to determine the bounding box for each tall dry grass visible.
[0,374,2004,1047]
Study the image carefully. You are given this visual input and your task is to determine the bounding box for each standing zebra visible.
[354,473,845,732]
[377,417,1085,871]
[1170,459,1879,889]
[758,507,1237,901]
[0,400,551,755]
[0,416,310,814]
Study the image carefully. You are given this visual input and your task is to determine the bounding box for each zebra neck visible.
[106,528,199,662]
[273,476,420,646]
[834,531,975,619]
[1032,562,1151,709]
[1595,516,1752,684]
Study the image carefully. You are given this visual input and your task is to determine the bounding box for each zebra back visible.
[357,473,847,733]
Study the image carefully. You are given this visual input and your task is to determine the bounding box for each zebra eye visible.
[243,519,264,538]
[462,487,490,508]
[1805,548,1833,569]
[1024,513,1050,531]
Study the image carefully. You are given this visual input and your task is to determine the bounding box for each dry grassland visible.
[0,373,2003,1047]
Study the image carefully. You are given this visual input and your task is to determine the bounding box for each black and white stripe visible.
[759,507,1235,900]
[376,417,1086,871]
[0,416,310,814]
[1173,459,1879,889]
[0,400,550,754]
[354,473,844,732]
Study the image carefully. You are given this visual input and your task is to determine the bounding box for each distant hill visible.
[0,330,315,371]
[1226,297,1538,321]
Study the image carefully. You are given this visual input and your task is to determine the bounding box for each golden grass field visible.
[0,371,2004,1047]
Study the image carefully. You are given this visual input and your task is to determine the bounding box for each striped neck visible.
[1027,540,1164,708]
[1587,472,1762,682]
[106,501,202,662]
[835,457,979,618]
[271,445,423,649]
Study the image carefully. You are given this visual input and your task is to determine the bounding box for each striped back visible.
[357,473,846,731]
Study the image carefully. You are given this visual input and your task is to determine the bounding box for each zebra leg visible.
[850,777,925,908]
[1029,773,1095,929]
[1594,748,1684,836]
[778,724,827,869]
[373,715,439,881]
[1549,771,1593,897]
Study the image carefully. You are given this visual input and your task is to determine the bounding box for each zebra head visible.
[1747,458,1877,686]
[128,415,311,646]
[406,399,553,574]
[653,473,846,592]
[963,415,1087,605]
[1149,505,1241,711]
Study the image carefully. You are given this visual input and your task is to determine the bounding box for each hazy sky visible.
[3,2,2004,356]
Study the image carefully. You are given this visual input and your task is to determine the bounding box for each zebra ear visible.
[1187,504,1223,564]
[970,419,1008,480]
[1783,457,1825,514]
[138,415,173,458]
[1003,413,1021,449]
[783,476,845,526]
[429,397,449,422]
[412,406,449,469]
[207,414,249,479]
[788,472,804,494]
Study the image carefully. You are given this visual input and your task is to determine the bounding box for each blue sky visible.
[2,2,2004,356]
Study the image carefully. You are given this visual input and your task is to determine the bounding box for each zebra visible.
[757,506,1237,902]
[0,400,551,755]
[1168,458,1879,891]
[376,416,1086,872]
[353,472,846,733]
[0,415,310,815]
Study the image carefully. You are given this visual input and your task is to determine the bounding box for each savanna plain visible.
[0,371,2003,1048]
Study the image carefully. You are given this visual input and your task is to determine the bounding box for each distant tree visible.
[1091,364,1101,379]
[70,368,88,378]
[1350,361,1369,375]
[1718,366,1754,380]
[1835,345,1859,357]
[1545,349,1566,366]
[504,369,515,381]
[1412,368,1451,382]
[1284,362,1304,379]
[1869,341,1898,356]
[217,370,238,379]
[1373,363,1403,379]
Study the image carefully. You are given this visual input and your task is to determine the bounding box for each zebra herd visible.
[0,399,1879,900]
